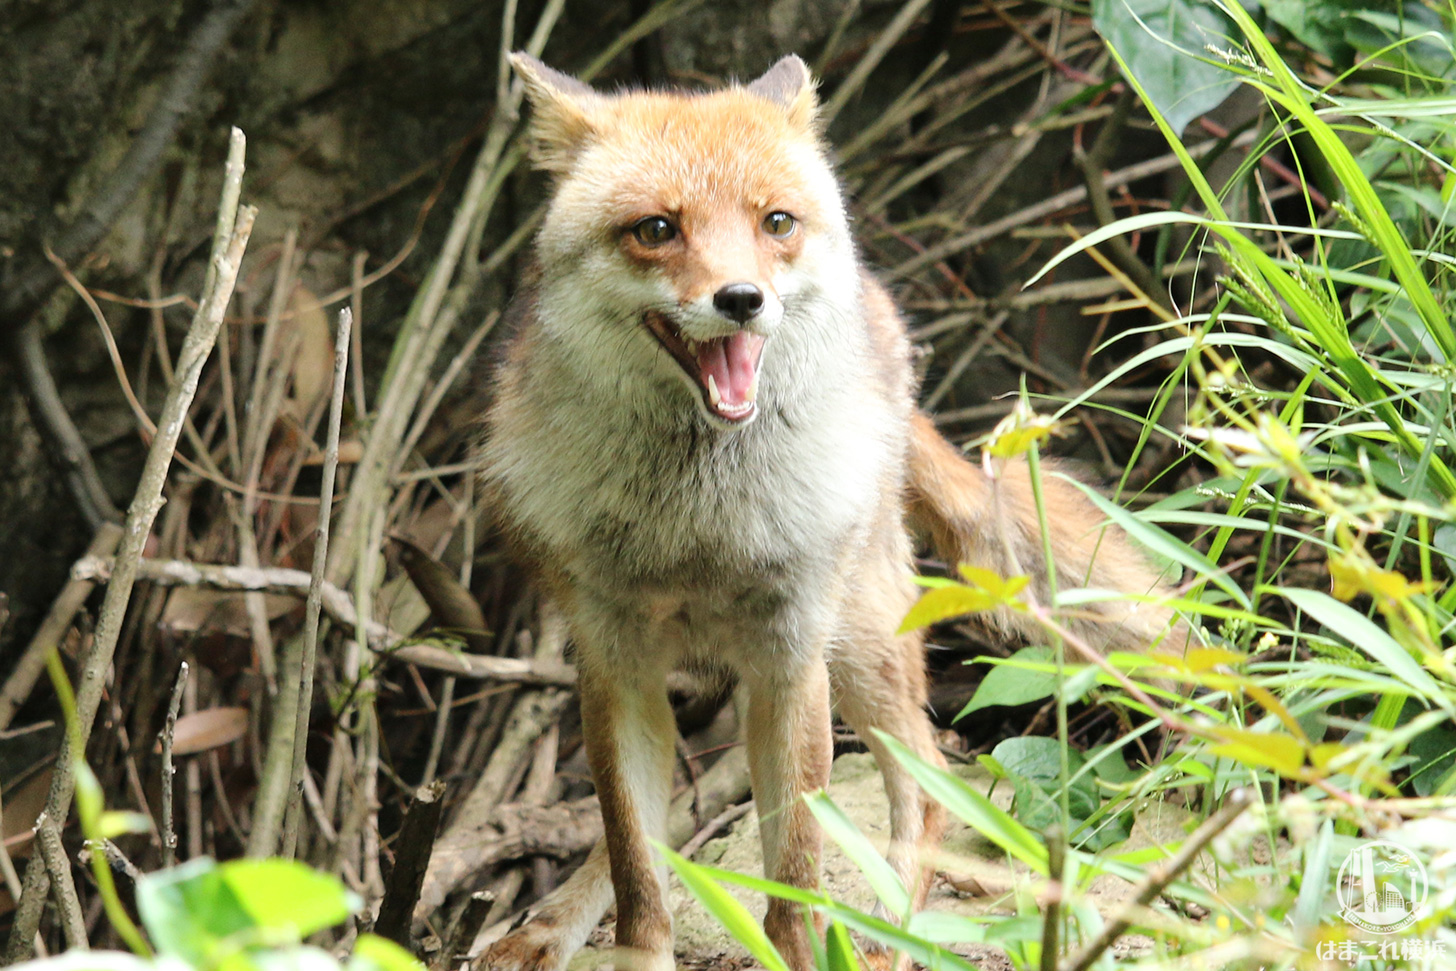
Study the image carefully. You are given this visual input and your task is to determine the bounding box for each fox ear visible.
[510,52,601,171]
[746,55,818,130]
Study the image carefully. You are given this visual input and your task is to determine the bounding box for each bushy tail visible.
[905,411,1183,655]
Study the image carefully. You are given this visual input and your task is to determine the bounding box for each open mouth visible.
[644,311,766,423]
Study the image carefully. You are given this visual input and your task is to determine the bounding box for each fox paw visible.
[475,925,569,971]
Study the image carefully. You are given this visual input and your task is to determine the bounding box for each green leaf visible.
[825,920,861,971]
[98,811,153,840]
[1091,0,1240,135]
[1292,820,1334,931]
[136,859,359,966]
[1059,474,1249,607]
[898,585,999,634]
[219,860,361,938]
[905,910,988,945]
[1262,0,1353,61]
[878,732,1048,872]
[994,738,1098,828]
[136,859,253,965]
[662,849,792,971]
[959,647,1079,719]
[1278,587,1448,708]
[805,792,910,917]
[348,935,427,971]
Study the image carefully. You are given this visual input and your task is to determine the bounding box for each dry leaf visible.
[168,707,249,756]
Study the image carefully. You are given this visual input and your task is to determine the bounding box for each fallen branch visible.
[1060,789,1252,971]
[69,555,580,687]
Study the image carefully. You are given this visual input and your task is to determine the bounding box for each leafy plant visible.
[10,857,420,971]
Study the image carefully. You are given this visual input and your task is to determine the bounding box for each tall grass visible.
[670,3,1456,968]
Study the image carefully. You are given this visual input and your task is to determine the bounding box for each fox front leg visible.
[579,660,678,971]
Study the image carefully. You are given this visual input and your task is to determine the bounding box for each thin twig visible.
[1059,789,1252,971]
[68,555,579,687]
[889,136,1247,280]
[160,662,190,867]
[36,814,87,950]
[6,130,253,960]
[677,799,754,861]
[434,892,494,971]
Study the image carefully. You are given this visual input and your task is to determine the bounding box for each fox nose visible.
[713,282,764,324]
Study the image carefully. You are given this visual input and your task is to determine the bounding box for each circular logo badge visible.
[1336,839,1427,934]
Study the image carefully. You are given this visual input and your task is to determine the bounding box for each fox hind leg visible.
[830,601,946,971]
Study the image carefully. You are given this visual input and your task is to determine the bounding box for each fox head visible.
[512,54,861,429]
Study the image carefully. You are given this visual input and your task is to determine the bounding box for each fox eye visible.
[632,216,678,246]
[762,211,796,237]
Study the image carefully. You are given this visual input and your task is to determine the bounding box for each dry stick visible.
[184,676,205,860]
[819,0,936,127]
[0,523,124,732]
[479,723,561,928]
[283,306,352,858]
[1060,789,1252,971]
[677,799,754,861]
[35,815,86,949]
[160,661,190,867]
[471,747,752,950]
[325,0,564,586]
[5,130,253,960]
[373,780,448,946]
[254,307,352,860]
[434,891,494,971]
[889,135,1246,280]
[67,555,579,688]
[10,325,122,528]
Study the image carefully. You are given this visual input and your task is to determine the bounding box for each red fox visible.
[479,53,1177,971]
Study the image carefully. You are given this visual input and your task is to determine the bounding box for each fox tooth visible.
[707,374,721,408]
[745,371,758,403]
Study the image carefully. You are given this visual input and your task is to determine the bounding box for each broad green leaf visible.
[136,858,253,965]
[898,585,999,634]
[1208,726,1306,777]
[348,935,427,971]
[1091,0,1240,135]
[220,859,360,939]
[805,792,910,916]
[993,737,1100,838]
[1262,0,1352,61]
[959,648,1060,717]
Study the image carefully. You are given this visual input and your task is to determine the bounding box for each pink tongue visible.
[696,332,765,405]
